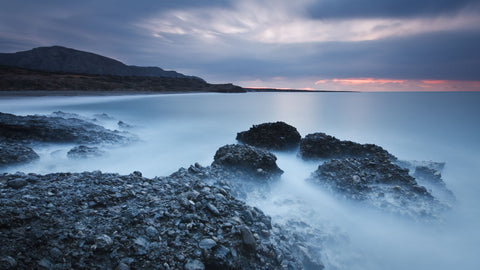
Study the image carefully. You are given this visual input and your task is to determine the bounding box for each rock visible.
[6,178,28,189]
[0,256,17,269]
[94,234,113,252]
[118,121,133,129]
[308,157,448,219]
[212,144,283,179]
[239,226,257,251]
[0,112,132,144]
[67,145,106,159]
[0,171,303,269]
[0,142,39,166]
[236,121,301,150]
[145,226,159,239]
[299,132,395,160]
[184,259,205,270]
[198,238,217,249]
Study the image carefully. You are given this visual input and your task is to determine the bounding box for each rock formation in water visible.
[0,116,457,269]
[236,122,301,150]
[0,142,39,167]
[307,156,449,219]
[299,132,395,160]
[0,112,132,144]
[212,144,284,180]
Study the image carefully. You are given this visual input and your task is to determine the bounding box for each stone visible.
[198,238,217,249]
[67,145,105,159]
[236,121,301,150]
[239,226,256,251]
[7,178,27,189]
[0,142,39,166]
[184,259,205,270]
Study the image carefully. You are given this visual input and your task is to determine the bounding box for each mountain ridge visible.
[0,45,202,81]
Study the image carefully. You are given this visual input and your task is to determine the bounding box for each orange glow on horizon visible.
[421,80,448,84]
[316,78,405,85]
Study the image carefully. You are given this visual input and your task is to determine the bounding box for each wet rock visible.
[94,234,113,252]
[0,142,39,166]
[308,157,448,219]
[6,178,28,189]
[0,256,17,269]
[0,171,302,269]
[184,259,205,270]
[0,112,132,144]
[67,145,106,159]
[239,226,256,251]
[236,121,301,150]
[198,238,217,249]
[299,132,395,160]
[118,121,133,129]
[212,144,283,179]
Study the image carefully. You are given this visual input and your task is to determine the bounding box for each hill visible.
[0,46,199,79]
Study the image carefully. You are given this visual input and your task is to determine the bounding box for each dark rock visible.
[0,112,131,144]
[184,259,205,270]
[67,145,106,159]
[212,144,283,179]
[0,171,303,269]
[0,256,17,269]
[6,178,27,189]
[308,157,448,219]
[198,238,217,249]
[118,121,133,129]
[0,142,39,166]
[239,226,257,251]
[299,132,395,160]
[236,121,301,150]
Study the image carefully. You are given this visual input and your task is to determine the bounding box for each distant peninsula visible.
[0,46,327,94]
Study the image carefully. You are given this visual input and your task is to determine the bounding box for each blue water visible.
[1,92,479,269]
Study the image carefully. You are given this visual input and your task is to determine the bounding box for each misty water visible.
[1,92,479,269]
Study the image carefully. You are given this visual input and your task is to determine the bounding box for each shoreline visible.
[0,89,347,97]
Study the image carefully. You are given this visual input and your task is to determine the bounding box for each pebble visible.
[198,238,217,249]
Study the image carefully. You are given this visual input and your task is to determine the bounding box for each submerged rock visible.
[236,121,301,150]
[212,144,283,179]
[299,132,394,160]
[67,145,106,159]
[0,142,39,166]
[308,157,448,219]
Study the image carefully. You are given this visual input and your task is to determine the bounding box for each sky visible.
[1,0,480,91]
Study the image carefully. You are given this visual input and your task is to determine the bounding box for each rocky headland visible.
[0,115,454,269]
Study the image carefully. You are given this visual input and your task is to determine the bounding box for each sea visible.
[1,91,479,270]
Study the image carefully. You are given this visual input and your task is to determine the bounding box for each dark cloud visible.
[192,30,480,81]
[307,0,480,19]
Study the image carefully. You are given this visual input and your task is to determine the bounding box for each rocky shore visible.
[0,115,455,269]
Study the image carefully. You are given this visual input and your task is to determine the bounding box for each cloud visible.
[306,0,480,19]
[0,0,479,90]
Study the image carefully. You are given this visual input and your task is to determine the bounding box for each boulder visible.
[236,122,301,150]
[299,132,394,160]
[67,145,106,159]
[308,157,448,219]
[212,144,283,179]
[0,142,39,166]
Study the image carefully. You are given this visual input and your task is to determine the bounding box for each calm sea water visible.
[1,92,479,269]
